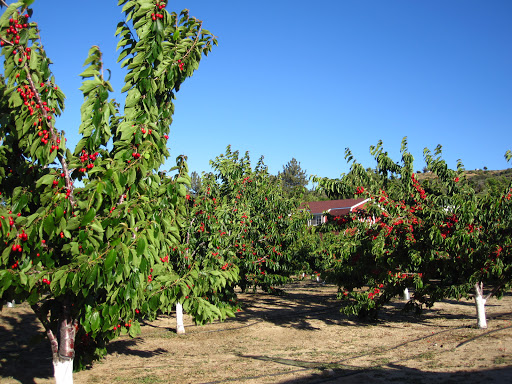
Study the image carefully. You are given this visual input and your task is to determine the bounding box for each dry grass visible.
[1,281,512,384]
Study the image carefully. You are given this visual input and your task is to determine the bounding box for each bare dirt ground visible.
[1,280,512,384]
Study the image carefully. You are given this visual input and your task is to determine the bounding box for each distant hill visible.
[417,168,512,195]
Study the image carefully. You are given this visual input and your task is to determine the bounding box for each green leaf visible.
[60,273,68,290]
[90,311,101,332]
[43,215,55,235]
[0,271,12,296]
[91,221,104,233]
[128,320,141,337]
[55,206,64,222]
[0,2,23,26]
[81,208,96,226]
[19,272,27,286]
[86,264,99,285]
[105,249,117,271]
[66,217,80,231]
[79,78,101,94]
[12,194,29,214]
[136,236,147,256]
[48,148,58,164]
[125,88,141,108]
[79,66,99,78]
[36,174,56,188]
[121,80,133,93]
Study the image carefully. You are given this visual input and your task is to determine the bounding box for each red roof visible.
[303,198,369,216]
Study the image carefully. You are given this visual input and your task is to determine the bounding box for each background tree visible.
[278,158,308,196]
[315,138,512,328]
[189,170,202,196]
[205,147,310,292]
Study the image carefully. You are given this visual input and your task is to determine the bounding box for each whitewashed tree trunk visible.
[176,302,185,334]
[474,282,487,329]
[53,359,74,384]
[403,288,410,301]
[39,301,77,384]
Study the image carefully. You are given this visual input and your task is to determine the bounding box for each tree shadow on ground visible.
[0,305,169,384]
[106,338,167,358]
[0,306,52,384]
[133,281,510,338]
[155,281,509,335]
[222,281,489,331]
[211,355,512,384]
[234,294,345,331]
[274,364,512,384]
[230,281,351,330]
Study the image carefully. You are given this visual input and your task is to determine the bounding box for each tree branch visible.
[24,54,76,206]
[180,21,202,61]
[485,281,505,301]
[31,303,59,361]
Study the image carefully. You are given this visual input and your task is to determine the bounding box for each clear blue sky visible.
[28,0,511,181]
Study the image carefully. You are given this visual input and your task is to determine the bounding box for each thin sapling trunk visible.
[176,302,185,334]
[474,282,487,329]
[403,288,410,301]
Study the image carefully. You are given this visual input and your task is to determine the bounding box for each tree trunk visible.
[53,358,74,384]
[403,288,410,301]
[176,302,185,334]
[474,282,487,329]
[42,300,77,384]
[47,320,76,384]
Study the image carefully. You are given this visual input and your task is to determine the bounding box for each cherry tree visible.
[0,0,236,382]
[315,138,512,328]
[198,147,310,292]
[166,147,310,332]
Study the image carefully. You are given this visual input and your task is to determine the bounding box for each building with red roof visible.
[303,198,370,226]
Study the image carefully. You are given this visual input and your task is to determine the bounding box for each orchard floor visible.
[1,281,512,384]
